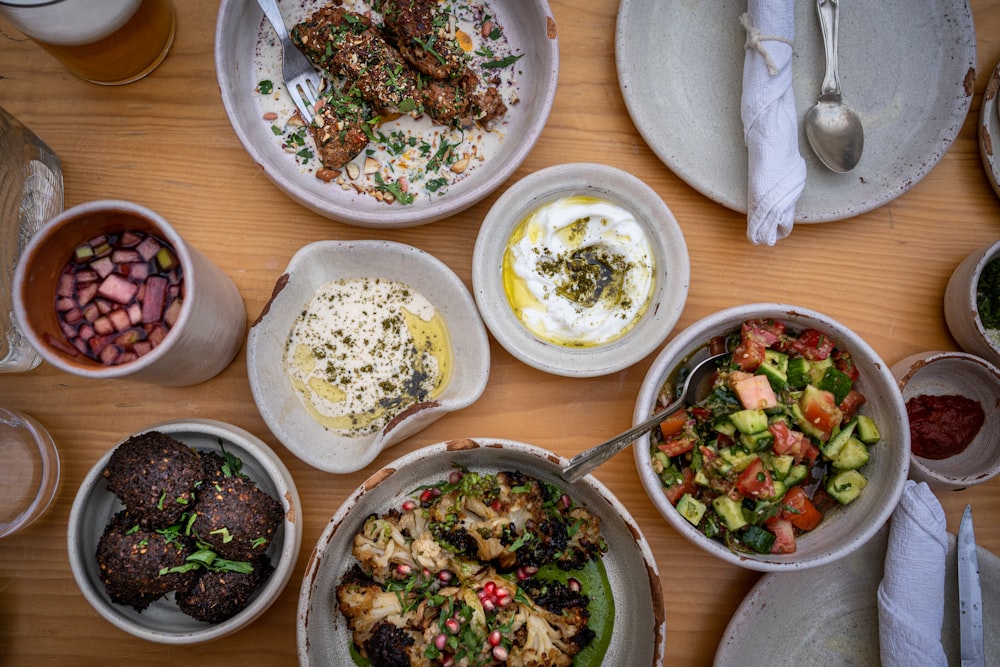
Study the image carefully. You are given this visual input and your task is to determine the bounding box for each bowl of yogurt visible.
[247,240,490,473]
[472,163,690,377]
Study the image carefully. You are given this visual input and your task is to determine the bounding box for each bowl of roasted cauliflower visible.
[296,438,666,665]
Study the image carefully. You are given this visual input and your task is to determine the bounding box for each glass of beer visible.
[0,0,175,86]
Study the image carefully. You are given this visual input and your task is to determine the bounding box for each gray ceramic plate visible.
[616,0,976,223]
[715,524,999,665]
[215,0,558,228]
[978,60,1000,199]
[297,439,666,665]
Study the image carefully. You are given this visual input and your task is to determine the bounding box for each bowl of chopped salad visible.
[215,0,558,228]
[633,304,910,572]
[297,438,666,665]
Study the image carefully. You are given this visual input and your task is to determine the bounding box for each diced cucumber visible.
[818,366,853,404]
[694,468,711,487]
[786,357,812,388]
[825,469,868,504]
[832,437,869,470]
[855,414,881,445]
[766,454,795,479]
[808,358,834,385]
[790,401,826,440]
[719,447,756,473]
[712,495,748,531]
[783,464,809,487]
[757,350,789,389]
[741,524,776,554]
[676,493,707,525]
[770,479,787,501]
[713,418,737,437]
[820,417,857,460]
[729,409,769,434]
[739,429,775,452]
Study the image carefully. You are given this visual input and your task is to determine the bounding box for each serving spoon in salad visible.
[561,351,728,483]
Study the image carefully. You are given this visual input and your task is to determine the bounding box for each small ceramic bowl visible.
[0,408,60,538]
[944,239,1000,367]
[297,438,666,665]
[633,303,910,572]
[215,0,558,228]
[890,350,1000,490]
[247,240,490,473]
[67,418,301,644]
[472,163,690,377]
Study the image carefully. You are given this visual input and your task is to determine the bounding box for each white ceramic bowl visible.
[247,240,490,473]
[214,0,558,228]
[890,350,1000,490]
[633,303,910,572]
[67,418,302,644]
[297,438,666,665]
[944,239,1000,367]
[472,163,690,377]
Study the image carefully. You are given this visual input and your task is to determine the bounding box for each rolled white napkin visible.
[740,0,807,246]
[877,479,948,667]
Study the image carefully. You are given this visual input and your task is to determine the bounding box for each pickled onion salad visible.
[649,319,882,556]
[49,230,183,366]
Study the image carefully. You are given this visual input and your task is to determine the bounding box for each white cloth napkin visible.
[740,0,807,246]
[877,480,948,667]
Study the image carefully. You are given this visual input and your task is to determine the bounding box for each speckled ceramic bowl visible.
[944,239,1000,367]
[472,163,690,377]
[67,419,301,644]
[634,303,910,572]
[890,351,1000,491]
[247,240,490,473]
[297,438,666,665]
[215,0,558,228]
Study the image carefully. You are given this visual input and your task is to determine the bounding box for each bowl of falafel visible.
[67,418,301,644]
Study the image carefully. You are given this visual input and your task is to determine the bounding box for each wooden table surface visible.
[2,1,999,664]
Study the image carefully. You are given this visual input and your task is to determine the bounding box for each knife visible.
[958,504,985,667]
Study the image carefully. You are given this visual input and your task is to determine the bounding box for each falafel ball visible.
[174,555,275,623]
[96,510,198,612]
[102,431,203,528]
[193,473,283,561]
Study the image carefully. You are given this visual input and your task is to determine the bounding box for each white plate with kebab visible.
[215,0,559,228]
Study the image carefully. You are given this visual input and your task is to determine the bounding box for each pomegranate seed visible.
[488,630,502,647]
[567,577,581,593]
[449,470,463,485]
[482,599,495,612]
[438,570,453,583]
[442,658,454,667]
[492,645,509,661]
[396,563,412,575]
[477,590,487,601]
[560,494,571,509]
[484,581,496,596]
[434,633,447,650]
[444,618,461,634]
[420,489,434,502]
[495,586,508,599]
[401,499,417,511]
[499,595,514,608]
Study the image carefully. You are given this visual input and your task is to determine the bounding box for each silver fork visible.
[256,0,323,123]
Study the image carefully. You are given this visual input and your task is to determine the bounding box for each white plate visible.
[715,525,1000,665]
[978,60,1000,199]
[616,0,976,223]
[297,439,666,665]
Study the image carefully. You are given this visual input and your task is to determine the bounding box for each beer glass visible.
[0,0,175,86]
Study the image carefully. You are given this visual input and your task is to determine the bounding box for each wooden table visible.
[2,1,998,664]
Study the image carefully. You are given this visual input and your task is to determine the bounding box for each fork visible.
[256,0,323,123]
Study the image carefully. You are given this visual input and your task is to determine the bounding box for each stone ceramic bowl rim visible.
[247,240,490,474]
[66,418,302,644]
[471,162,690,377]
[944,239,1000,367]
[296,438,666,665]
[633,303,910,572]
[214,0,559,228]
[890,350,1000,490]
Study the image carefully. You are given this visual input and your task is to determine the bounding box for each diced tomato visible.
[689,406,713,423]
[733,373,778,410]
[769,421,819,465]
[658,436,695,457]
[801,388,843,440]
[783,328,835,361]
[663,467,696,505]
[810,487,838,514]
[732,328,767,372]
[699,444,718,462]
[744,319,785,345]
[780,485,823,531]
[765,517,797,554]
[658,409,689,439]
[833,349,860,381]
[838,388,867,420]
[736,458,775,499]
[709,335,728,355]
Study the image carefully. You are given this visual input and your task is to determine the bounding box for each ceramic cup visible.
[0,0,175,85]
[13,200,246,386]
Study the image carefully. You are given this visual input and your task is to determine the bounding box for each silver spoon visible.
[804,0,864,173]
[561,351,728,483]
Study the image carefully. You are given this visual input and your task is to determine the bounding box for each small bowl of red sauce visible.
[891,350,1000,491]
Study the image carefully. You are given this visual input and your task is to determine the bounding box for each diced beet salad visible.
[49,230,184,366]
